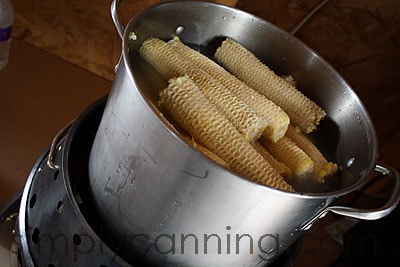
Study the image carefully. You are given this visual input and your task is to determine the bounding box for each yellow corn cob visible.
[215,38,326,134]
[158,112,228,168]
[285,125,338,182]
[252,141,292,179]
[159,75,294,192]
[169,39,289,143]
[157,113,226,168]
[281,75,297,87]
[180,132,231,169]
[259,136,314,178]
[140,37,268,142]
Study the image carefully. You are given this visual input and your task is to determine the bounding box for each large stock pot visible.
[88,1,400,266]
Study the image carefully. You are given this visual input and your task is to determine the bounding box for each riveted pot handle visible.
[326,164,400,220]
[47,120,74,169]
[111,0,125,73]
[111,0,124,39]
[301,164,400,231]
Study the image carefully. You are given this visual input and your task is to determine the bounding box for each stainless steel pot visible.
[88,1,400,266]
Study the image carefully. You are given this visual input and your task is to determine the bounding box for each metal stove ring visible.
[14,97,130,267]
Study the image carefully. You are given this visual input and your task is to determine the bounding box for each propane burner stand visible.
[14,97,130,267]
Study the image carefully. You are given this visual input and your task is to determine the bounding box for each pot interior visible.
[122,1,378,194]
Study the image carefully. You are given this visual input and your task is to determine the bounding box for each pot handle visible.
[111,0,124,39]
[301,164,400,230]
[111,0,128,72]
[47,120,74,169]
[328,164,400,219]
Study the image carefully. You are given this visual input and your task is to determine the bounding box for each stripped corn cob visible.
[159,76,294,192]
[181,132,231,169]
[286,125,338,182]
[281,75,297,87]
[215,38,326,134]
[259,136,314,178]
[140,37,268,142]
[252,141,292,179]
[158,112,231,169]
[169,39,289,142]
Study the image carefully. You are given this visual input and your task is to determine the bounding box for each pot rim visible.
[119,0,379,199]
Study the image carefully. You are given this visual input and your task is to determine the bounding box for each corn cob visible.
[140,37,268,142]
[215,38,326,134]
[180,132,231,169]
[159,75,294,192]
[158,113,230,168]
[285,125,338,182]
[259,136,314,178]
[281,75,297,87]
[252,141,292,179]
[169,39,289,143]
